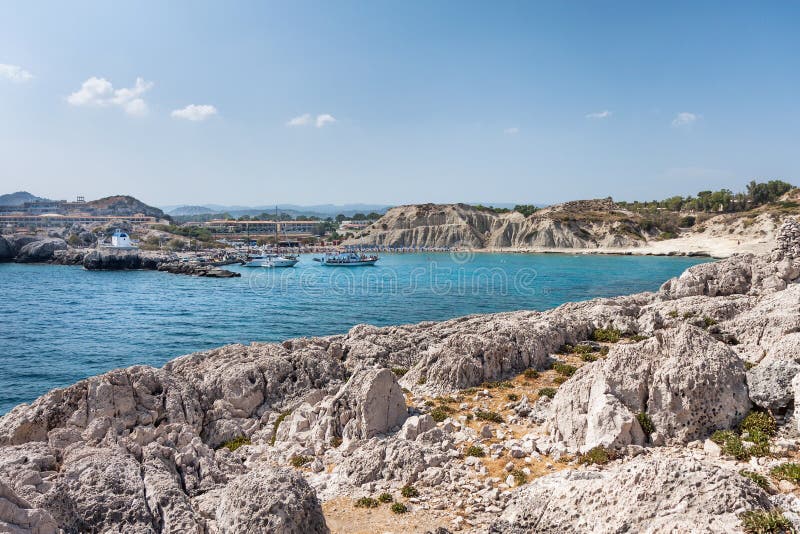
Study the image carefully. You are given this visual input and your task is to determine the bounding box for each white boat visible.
[243,253,299,268]
[314,252,379,266]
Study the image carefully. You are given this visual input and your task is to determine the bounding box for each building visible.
[0,213,158,231]
[203,219,319,237]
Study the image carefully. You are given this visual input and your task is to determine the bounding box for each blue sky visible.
[1,1,798,207]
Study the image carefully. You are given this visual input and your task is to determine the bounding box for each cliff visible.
[343,198,799,257]
[1,221,800,533]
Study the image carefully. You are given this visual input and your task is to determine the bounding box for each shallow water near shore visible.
[0,253,709,413]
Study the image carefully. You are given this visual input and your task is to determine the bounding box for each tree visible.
[367,212,382,220]
[352,213,367,220]
[513,205,538,217]
[335,214,347,222]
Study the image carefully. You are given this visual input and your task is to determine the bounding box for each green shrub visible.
[475,410,503,423]
[354,497,379,508]
[628,334,648,342]
[740,470,769,489]
[552,362,577,377]
[599,346,610,356]
[739,510,793,534]
[711,430,737,445]
[683,311,696,319]
[507,393,519,401]
[711,430,761,461]
[400,484,419,498]
[219,436,251,452]
[574,344,594,355]
[390,502,408,514]
[771,463,800,485]
[466,445,486,457]
[580,353,598,362]
[483,380,513,389]
[523,368,540,379]
[270,410,292,446]
[740,411,777,438]
[289,455,310,468]
[430,407,451,423]
[667,310,679,318]
[391,367,408,377]
[510,469,527,486]
[744,361,756,370]
[557,344,574,354]
[538,387,557,398]
[591,328,621,343]
[703,316,718,328]
[424,399,435,407]
[637,412,655,435]
[417,376,427,385]
[553,375,568,385]
[330,436,342,448]
[578,446,613,466]
[378,492,393,503]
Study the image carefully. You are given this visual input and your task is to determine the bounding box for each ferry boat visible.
[313,252,379,266]
[243,252,299,268]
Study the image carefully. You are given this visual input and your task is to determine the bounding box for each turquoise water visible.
[0,253,709,413]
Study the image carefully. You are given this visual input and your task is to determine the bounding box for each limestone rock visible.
[0,236,12,261]
[492,453,773,533]
[216,466,328,534]
[14,238,67,263]
[548,325,750,452]
[0,478,57,534]
[747,333,800,412]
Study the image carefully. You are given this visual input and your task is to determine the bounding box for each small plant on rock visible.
[430,405,454,423]
[507,393,519,401]
[510,469,528,486]
[466,445,486,457]
[771,463,800,485]
[270,410,292,446]
[740,411,777,438]
[219,436,251,452]
[391,367,408,377]
[523,368,540,379]
[552,362,577,377]
[703,316,718,328]
[628,334,648,342]
[390,502,408,514]
[591,328,621,343]
[740,470,770,489]
[417,376,427,385]
[580,353,598,362]
[378,492,393,503]
[354,497,379,508]
[599,346,610,355]
[475,410,503,423]
[289,455,310,468]
[637,412,655,435]
[667,310,679,318]
[739,509,793,534]
[538,387,557,398]
[557,344,574,354]
[578,446,614,466]
[330,436,343,448]
[574,344,594,355]
[400,484,419,498]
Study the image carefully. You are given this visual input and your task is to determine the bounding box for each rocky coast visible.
[0,235,240,278]
[1,219,800,533]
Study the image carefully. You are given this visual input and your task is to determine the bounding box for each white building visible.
[109,229,137,249]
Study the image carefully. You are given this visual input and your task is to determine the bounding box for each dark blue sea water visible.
[0,253,709,413]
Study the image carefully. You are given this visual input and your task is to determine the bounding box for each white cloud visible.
[171,104,218,121]
[67,76,154,116]
[585,110,612,119]
[504,127,520,134]
[0,64,33,82]
[315,114,336,128]
[671,112,699,127]
[287,113,312,126]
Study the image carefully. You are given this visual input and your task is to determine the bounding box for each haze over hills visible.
[162,203,393,219]
[0,192,49,206]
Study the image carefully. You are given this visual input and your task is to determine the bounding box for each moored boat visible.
[243,252,299,268]
[314,252,379,266]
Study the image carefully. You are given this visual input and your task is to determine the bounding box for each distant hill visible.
[84,195,167,219]
[162,203,391,219]
[0,191,48,206]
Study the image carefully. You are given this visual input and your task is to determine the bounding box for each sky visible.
[1,1,798,207]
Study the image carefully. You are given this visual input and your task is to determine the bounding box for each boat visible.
[243,251,299,268]
[314,252,379,266]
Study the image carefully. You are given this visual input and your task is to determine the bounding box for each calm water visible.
[0,253,709,413]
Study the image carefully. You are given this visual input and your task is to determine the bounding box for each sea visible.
[0,252,709,413]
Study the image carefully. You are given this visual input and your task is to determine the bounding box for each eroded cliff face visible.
[343,200,660,250]
[1,220,800,533]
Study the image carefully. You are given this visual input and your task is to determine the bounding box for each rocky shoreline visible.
[1,219,800,533]
[0,235,240,278]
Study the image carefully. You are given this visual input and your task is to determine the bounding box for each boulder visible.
[547,325,750,452]
[491,453,774,533]
[82,249,162,270]
[14,238,67,263]
[747,333,800,412]
[0,236,12,261]
[0,478,58,534]
[216,466,328,534]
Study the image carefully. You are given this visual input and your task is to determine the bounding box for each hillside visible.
[84,195,167,219]
[0,191,47,206]
[343,196,800,257]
